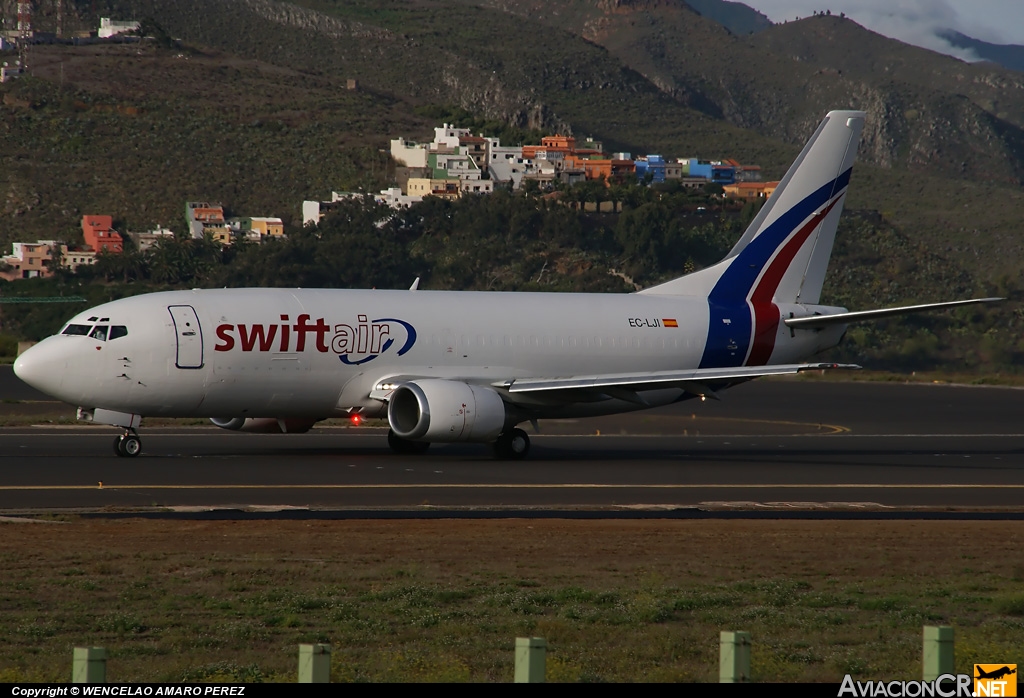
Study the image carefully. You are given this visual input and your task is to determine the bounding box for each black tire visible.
[387,429,430,455]
[118,434,142,458]
[113,435,125,457]
[494,428,530,460]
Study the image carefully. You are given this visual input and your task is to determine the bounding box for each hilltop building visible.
[0,241,54,280]
[62,248,97,273]
[486,137,532,189]
[98,18,140,39]
[303,192,371,226]
[126,226,175,253]
[81,215,123,253]
[723,181,779,200]
[226,217,285,243]
[185,202,229,242]
[388,122,764,199]
[375,187,422,210]
[407,178,461,201]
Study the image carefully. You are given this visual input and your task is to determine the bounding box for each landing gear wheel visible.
[494,428,530,460]
[387,429,430,455]
[114,431,142,458]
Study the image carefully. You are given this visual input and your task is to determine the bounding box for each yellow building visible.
[247,217,284,239]
[407,178,461,201]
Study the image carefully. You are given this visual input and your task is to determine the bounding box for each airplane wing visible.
[785,297,1003,329]
[502,362,859,401]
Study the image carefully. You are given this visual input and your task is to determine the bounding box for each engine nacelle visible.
[209,417,319,434]
[388,379,508,443]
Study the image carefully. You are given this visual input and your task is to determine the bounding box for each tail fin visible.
[640,110,865,303]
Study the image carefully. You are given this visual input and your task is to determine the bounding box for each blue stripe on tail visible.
[699,168,851,368]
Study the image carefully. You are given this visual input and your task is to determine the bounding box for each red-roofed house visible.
[81,215,123,253]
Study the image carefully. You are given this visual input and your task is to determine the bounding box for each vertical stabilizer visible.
[640,110,864,300]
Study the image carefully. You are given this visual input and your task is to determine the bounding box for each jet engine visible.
[388,379,508,442]
[209,417,319,433]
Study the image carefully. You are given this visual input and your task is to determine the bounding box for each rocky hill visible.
[2,0,1024,282]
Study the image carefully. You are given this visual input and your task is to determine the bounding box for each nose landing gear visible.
[113,430,142,458]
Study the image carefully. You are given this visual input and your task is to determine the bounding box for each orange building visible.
[81,215,123,253]
[563,155,636,183]
[523,135,577,160]
[723,181,780,200]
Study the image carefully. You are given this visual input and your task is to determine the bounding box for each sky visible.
[741,0,1024,61]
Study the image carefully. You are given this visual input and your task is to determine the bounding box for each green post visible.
[72,647,106,683]
[720,631,751,683]
[514,637,546,683]
[923,626,954,681]
[298,643,331,683]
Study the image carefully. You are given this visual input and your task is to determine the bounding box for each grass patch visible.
[0,519,1021,682]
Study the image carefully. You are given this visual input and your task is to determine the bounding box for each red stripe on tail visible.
[746,198,841,365]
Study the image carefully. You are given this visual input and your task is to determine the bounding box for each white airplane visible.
[14,110,1000,458]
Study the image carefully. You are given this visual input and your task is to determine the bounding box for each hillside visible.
[467,1,1024,183]
[1,0,1022,298]
[940,30,1024,73]
[684,0,771,36]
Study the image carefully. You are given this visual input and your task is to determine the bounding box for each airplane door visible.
[168,305,204,369]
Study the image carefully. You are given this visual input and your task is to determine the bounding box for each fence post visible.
[923,626,954,681]
[720,631,751,683]
[298,643,331,683]
[514,637,546,683]
[72,647,106,683]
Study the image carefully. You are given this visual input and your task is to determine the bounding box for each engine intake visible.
[388,379,508,443]
[209,417,319,433]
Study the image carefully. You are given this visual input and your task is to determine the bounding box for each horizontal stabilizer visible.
[504,362,860,395]
[785,297,1004,329]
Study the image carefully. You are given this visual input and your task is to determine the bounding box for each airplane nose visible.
[13,339,67,398]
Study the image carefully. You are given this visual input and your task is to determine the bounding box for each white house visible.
[433,123,472,150]
[390,137,429,168]
[98,18,140,39]
[486,137,531,189]
[375,187,422,209]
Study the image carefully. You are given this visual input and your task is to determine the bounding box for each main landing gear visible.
[113,429,142,458]
[493,428,530,460]
[386,428,531,459]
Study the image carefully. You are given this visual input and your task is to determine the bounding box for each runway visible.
[2,365,1024,513]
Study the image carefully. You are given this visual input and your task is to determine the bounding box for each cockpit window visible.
[109,326,128,340]
[62,324,91,336]
[89,325,109,341]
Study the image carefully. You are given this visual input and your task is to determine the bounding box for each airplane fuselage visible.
[18,288,847,421]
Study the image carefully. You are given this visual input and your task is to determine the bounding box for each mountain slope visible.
[684,0,771,36]
[468,2,1024,185]
[940,30,1024,73]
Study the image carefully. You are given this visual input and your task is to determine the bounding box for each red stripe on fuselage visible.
[746,197,842,365]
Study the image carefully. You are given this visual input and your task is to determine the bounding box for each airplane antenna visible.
[409,276,420,291]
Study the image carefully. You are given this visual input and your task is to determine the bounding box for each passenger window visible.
[89,325,109,341]
[109,326,128,340]
[62,324,91,336]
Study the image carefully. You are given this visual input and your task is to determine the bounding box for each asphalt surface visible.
[2,366,1024,513]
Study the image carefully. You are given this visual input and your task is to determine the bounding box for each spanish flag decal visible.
[663,319,678,328]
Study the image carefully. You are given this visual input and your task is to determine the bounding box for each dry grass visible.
[0,518,1021,682]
